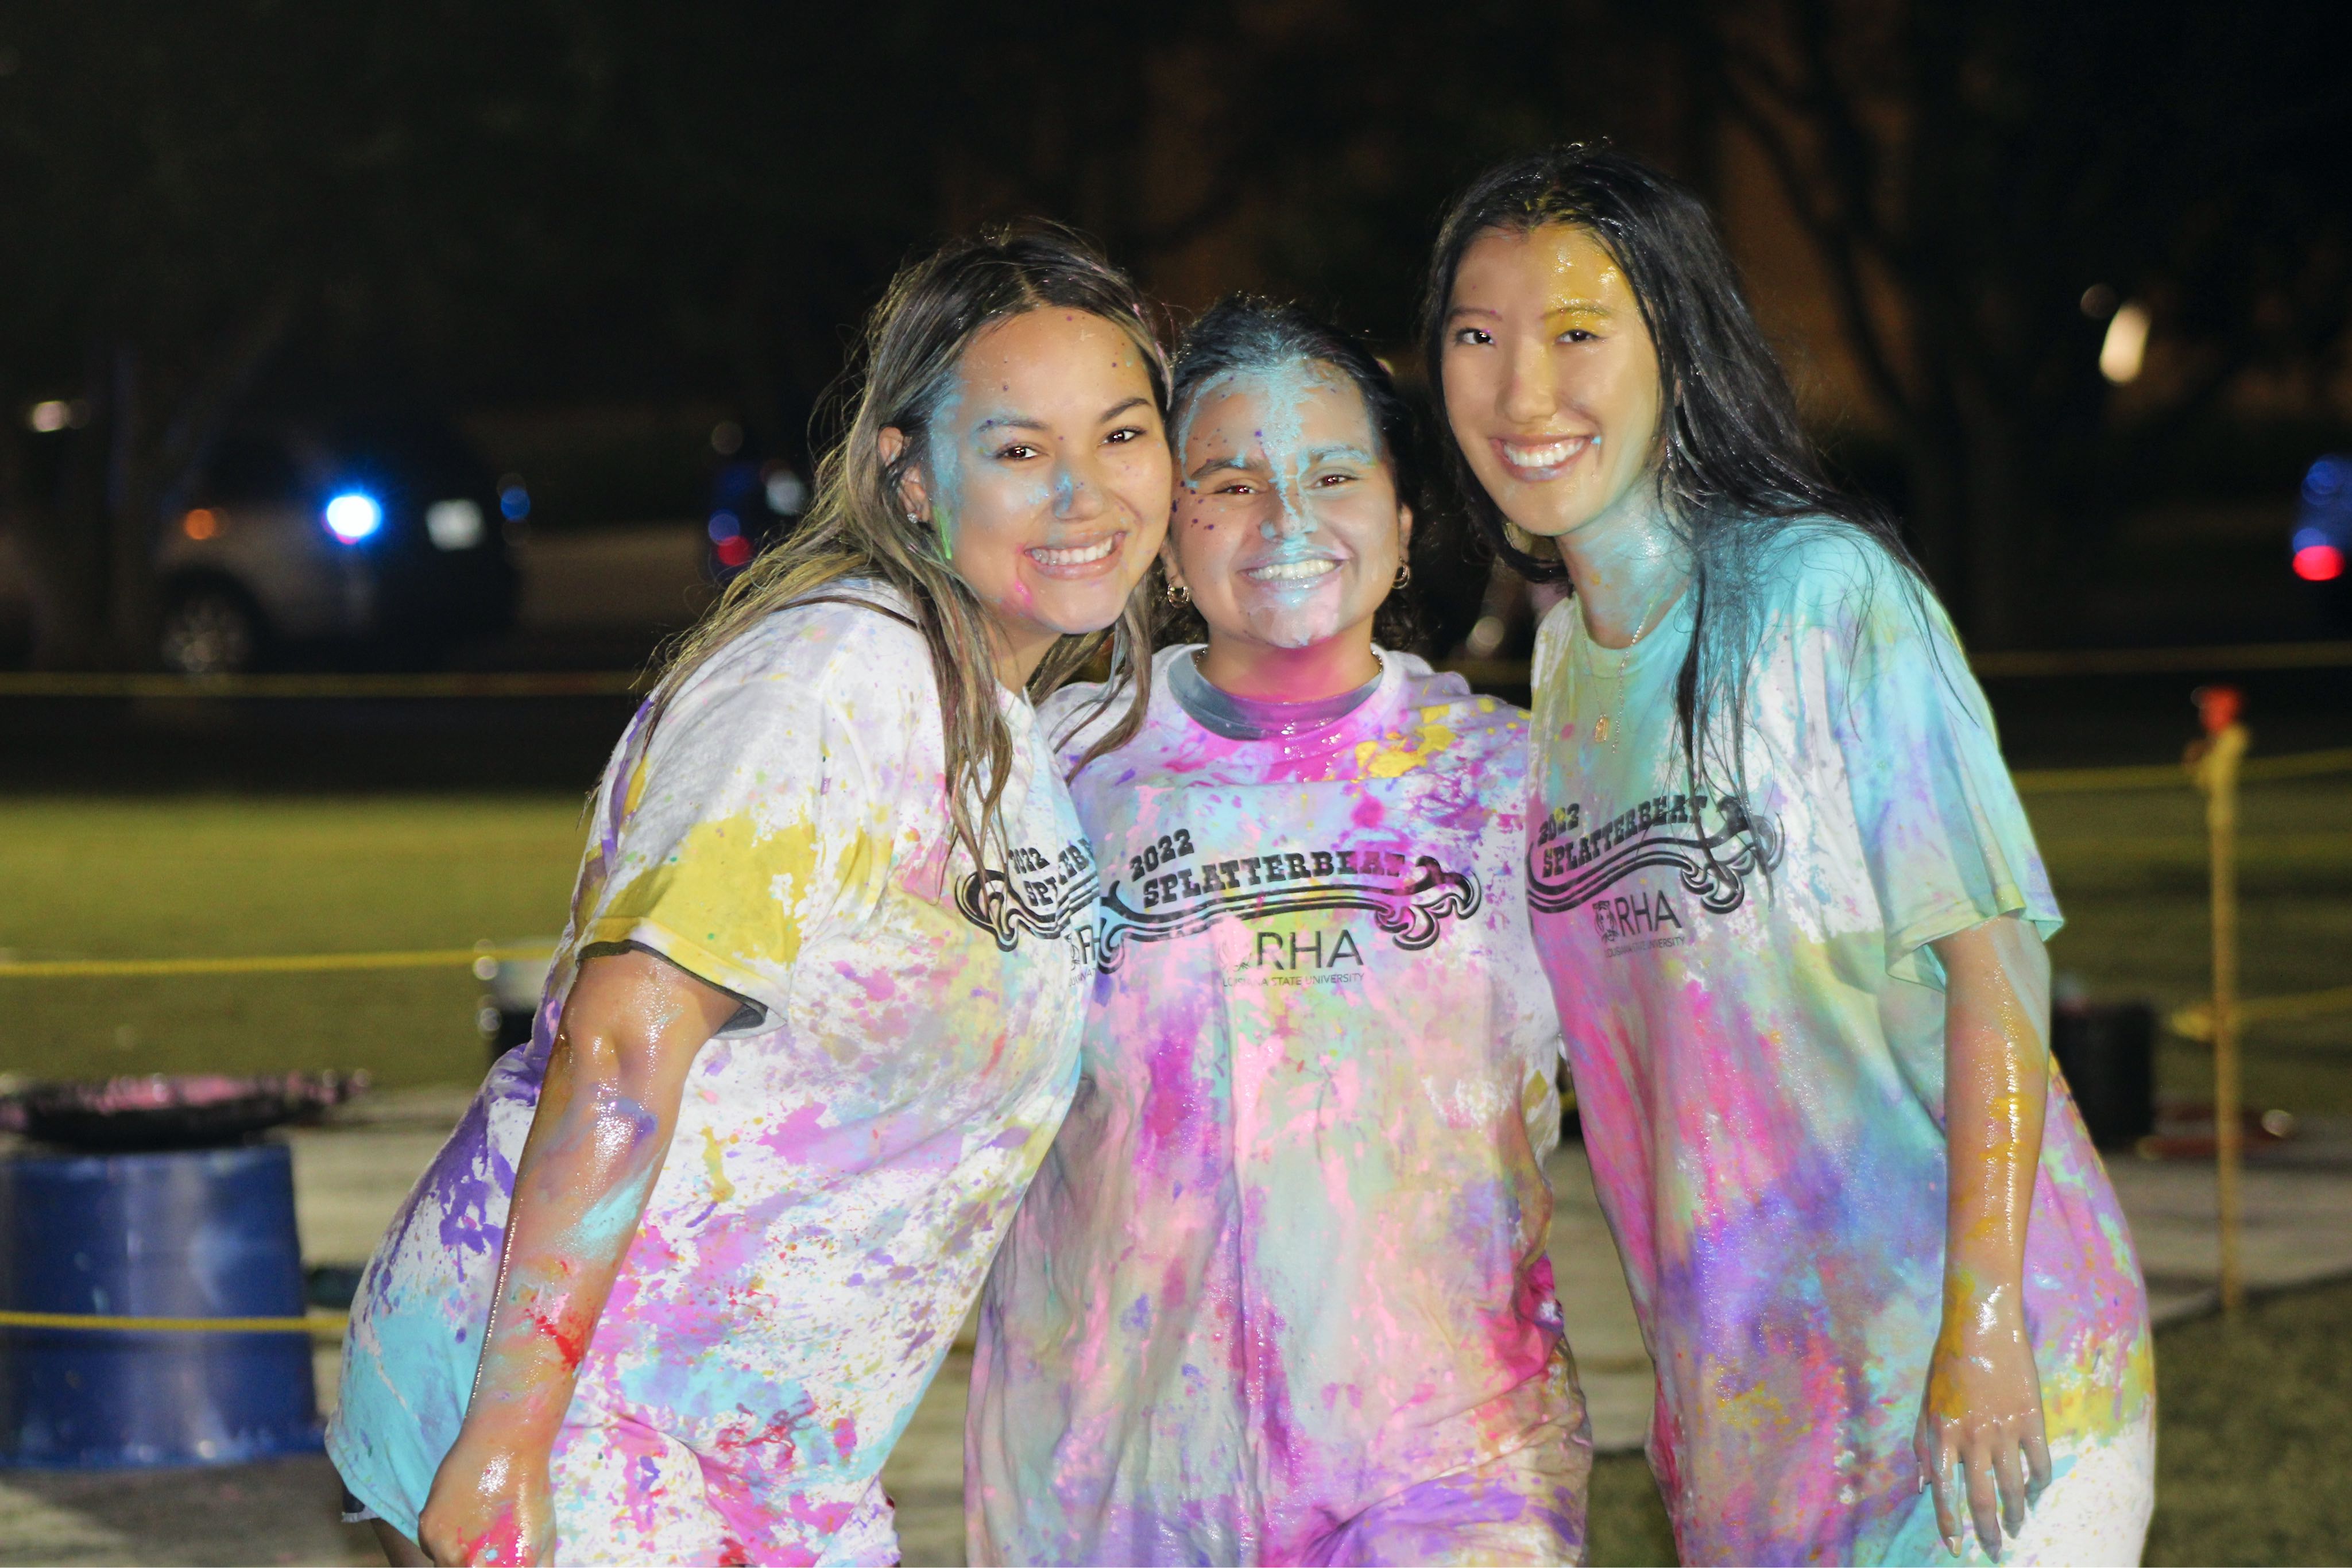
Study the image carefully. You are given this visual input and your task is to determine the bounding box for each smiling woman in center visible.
[966,297,1590,1568]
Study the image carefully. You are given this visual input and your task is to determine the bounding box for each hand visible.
[417,1433,554,1566]
[1914,1282,2052,1560]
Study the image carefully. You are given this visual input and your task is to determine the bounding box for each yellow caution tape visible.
[2171,985,2352,1042]
[0,1307,347,1338]
[1438,641,2352,690]
[0,640,2342,701]
[0,944,555,980]
[2011,762,2193,795]
[2239,746,2352,783]
[0,672,642,699]
[1970,640,2352,677]
[2013,747,2352,794]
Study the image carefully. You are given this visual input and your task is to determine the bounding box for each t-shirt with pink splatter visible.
[967,645,1591,1566]
[327,588,1097,1565]
[1525,528,2153,1565]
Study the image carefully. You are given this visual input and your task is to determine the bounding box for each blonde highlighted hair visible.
[651,222,1169,868]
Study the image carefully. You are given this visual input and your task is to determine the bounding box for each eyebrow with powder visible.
[973,395,1151,439]
[1185,451,1257,482]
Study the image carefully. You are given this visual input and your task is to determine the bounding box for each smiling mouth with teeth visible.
[1028,536,1120,567]
[1496,435,1596,475]
[1244,559,1340,583]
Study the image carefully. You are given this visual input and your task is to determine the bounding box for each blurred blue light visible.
[324,491,382,544]
[2304,458,2345,505]
[2293,525,2331,552]
[707,511,741,543]
[499,483,531,521]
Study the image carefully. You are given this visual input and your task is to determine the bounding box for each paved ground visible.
[4,1090,2346,1567]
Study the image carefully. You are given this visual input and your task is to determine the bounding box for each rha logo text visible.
[1250,928,1365,970]
[1593,888,1685,943]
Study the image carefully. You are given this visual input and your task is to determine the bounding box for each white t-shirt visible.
[328,587,1096,1566]
[1525,528,2152,1565]
[968,645,1585,1566]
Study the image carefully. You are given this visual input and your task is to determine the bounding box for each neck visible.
[1553,488,1688,649]
[1194,626,1379,702]
[989,623,1057,693]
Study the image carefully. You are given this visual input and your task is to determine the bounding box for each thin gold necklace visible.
[1590,587,1670,749]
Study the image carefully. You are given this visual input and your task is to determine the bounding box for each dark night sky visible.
[2,2,2349,642]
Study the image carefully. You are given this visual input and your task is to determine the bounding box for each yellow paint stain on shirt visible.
[620,752,655,819]
[2039,1330,2155,1442]
[702,1125,736,1203]
[599,810,834,969]
[1352,707,1461,779]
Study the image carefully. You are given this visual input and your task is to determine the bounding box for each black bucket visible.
[2051,1001,2157,1150]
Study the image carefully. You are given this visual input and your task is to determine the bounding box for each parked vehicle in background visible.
[702,420,809,584]
[156,412,521,672]
[2293,455,2350,632]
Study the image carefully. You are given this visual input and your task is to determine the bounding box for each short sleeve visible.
[1820,544,2062,988]
[579,619,912,1025]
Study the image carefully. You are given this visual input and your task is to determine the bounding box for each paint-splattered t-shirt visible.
[328,589,1096,1567]
[1525,529,2153,1566]
[968,646,1589,1566]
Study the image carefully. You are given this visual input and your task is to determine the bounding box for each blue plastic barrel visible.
[0,1141,318,1467]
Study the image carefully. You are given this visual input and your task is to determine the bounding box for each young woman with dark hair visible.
[327,223,1173,1567]
[967,297,1591,1567]
[1425,146,2154,1566]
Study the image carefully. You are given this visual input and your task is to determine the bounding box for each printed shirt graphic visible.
[968,646,1587,1567]
[327,589,1093,1567]
[1526,530,2153,1566]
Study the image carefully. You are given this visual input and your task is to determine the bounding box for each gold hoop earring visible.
[1165,579,1191,605]
[1393,561,1413,589]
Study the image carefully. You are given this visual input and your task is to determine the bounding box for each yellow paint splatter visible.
[591,811,843,970]
[620,753,655,819]
[702,1125,736,1203]
[1352,707,1460,779]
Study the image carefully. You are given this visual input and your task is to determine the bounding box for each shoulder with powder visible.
[1755,522,1933,643]
[1352,653,1531,783]
[711,589,930,710]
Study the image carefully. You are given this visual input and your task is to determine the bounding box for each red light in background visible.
[714,534,754,568]
[2293,543,2344,582]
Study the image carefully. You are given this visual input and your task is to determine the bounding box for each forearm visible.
[462,1052,670,1450]
[1918,913,2058,1551]
[455,953,730,1457]
[1934,915,2051,1315]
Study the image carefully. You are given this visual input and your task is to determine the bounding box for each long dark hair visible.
[1419,143,1928,804]
[656,220,1169,868]
[1160,294,1429,652]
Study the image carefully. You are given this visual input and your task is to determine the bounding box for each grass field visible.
[2,777,2345,1105]
[0,781,2347,1562]
[0,796,588,1087]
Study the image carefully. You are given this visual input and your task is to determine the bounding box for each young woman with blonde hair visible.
[328,223,1173,1567]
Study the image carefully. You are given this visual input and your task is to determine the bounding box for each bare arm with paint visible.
[1916,913,2056,1559]
[416,950,740,1567]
